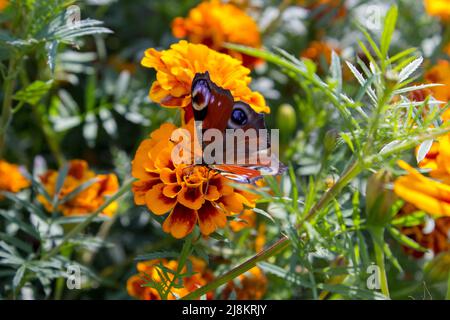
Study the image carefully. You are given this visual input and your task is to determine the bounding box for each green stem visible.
[42,178,136,260]
[0,57,18,156]
[370,227,390,298]
[446,271,450,300]
[301,160,362,224]
[183,156,363,300]
[18,68,65,166]
[181,235,289,300]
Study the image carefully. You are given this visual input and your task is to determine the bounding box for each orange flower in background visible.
[229,209,256,232]
[141,40,269,122]
[127,257,213,300]
[172,0,262,69]
[0,160,30,198]
[398,203,450,258]
[424,0,450,21]
[301,41,340,70]
[131,122,259,239]
[393,160,450,217]
[424,60,450,120]
[0,0,8,11]
[38,160,119,216]
[222,266,267,300]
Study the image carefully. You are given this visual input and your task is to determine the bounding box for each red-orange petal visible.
[145,183,177,215]
[162,203,198,238]
[197,201,227,236]
[177,186,205,210]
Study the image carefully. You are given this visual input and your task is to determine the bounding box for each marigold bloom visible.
[424,0,450,21]
[229,209,256,232]
[172,0,261,69]
[222,266,267,300]
[0,0,8,11]
[398,203,450,258]
[0,160,30,198]
[127,257,213,300]
[38,160,119,216]
[141,40,269,123]
[301,41,339,66]
[424,60,450,120]
[394,160,450,217]
[131,122,258,239]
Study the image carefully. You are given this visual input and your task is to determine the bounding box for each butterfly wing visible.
[190,72,286,183]
[191,72,234,132]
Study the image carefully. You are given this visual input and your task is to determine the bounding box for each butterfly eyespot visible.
[231,108,248,126]
[192,79,211,111]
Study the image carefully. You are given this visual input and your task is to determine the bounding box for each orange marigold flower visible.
[127,257,213,300]
[301,41,342,75]
[0,160,30,198]
[445,43,450,56]
[424,60,450,120]
[229,209,256,232]
[131,122,258,239]
[424,0,450,21]
[398,203,450,258]
[222,266,267,300]
[141,40,269,122]
[37,160,119,216]
[393,160,450,217]
[171,0,262,69]
[0,0,8,11]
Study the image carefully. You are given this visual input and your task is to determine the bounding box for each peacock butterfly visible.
[183,71,286,184]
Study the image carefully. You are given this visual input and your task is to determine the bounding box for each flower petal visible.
[145,183,177,215]
[197,201,227,236]
[162,204,198,238]
[177,186,205,210]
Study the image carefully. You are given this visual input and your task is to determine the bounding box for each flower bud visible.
[324,129,339,154]
[365,169,398,226]
[276,104,297,143]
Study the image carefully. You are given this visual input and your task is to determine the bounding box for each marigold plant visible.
[0,160,30,197]
[38,160,119,216]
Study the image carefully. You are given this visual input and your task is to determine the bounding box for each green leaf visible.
[0,232,32,254]
[388,227,427,252]
[52,162,70,209]
[0,193,48,225]
[59,178,99,205]
[416,139,433,163]
[13,80,53,106]
[391,211,426,227]
[381,6,398,60]
[252,208,275,223]
[398,57,423,83]
[330,51,342,96]
[0,210,41,239]
[13,265,26,290]
[340,132,355,152]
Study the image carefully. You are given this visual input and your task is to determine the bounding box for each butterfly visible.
[182,71,286,184]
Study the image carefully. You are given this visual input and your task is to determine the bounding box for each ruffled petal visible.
[162,204,198,238]
[197,201,227,236]
[145,183,177,215]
